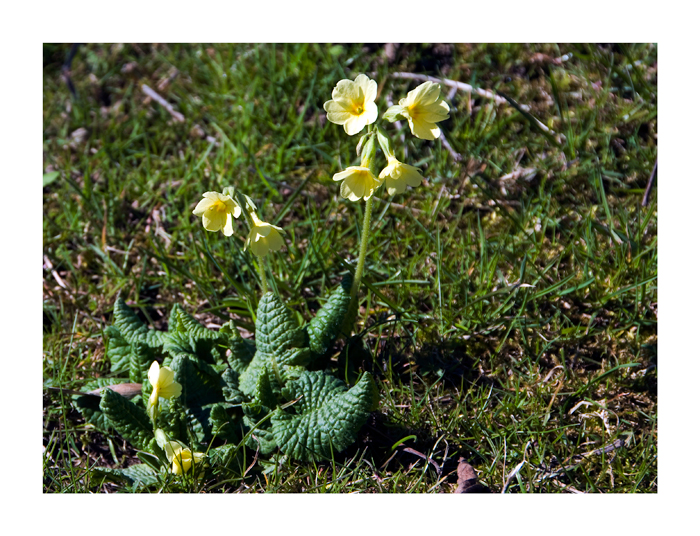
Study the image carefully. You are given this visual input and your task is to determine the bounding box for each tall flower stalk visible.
[324,75,449,306]
[192,187,285,296]
[350,131,380,299]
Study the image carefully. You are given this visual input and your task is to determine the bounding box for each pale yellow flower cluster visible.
[385,81,450,141]
[332,166,381,202]
[245,212,285,257]
[192,191,241,236]
[325,74,449,202]
[147,361,182,420]
[323,74,378,136]
[192,188,285,258]
[163,440,206,478]
[154,429,206,479]
[379,156,423,196]
[148,361,182,409]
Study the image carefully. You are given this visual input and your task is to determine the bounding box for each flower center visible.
[355,105,364,116]
[211,200,226,212]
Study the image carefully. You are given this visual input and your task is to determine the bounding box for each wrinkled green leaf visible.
[165,305,226,366]
[113,298,167,348]
[220,321,256,374]
[210,403,240,442]
[170,352,223,407]
[307,274,353,359]
[74,394,110,431]
[221,368,244,404]
[208,443,239,467]
[73,378,134,431]
[100,388,153,451]
[105,326,131,373]
[242,413,278,455]
[239,292,310,396]
[93,463,159,487]
[182,403,215,444]
[156,398,188,442]
[271,370,375,461]
[129,342,156,383]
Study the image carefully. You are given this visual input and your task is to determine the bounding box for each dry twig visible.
[388,72,511,107]
[142,84,185,122]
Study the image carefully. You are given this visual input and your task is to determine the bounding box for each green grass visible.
[43,43,657,493]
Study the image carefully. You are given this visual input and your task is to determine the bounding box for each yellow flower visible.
[192,191,241,236]
[245,212,285,257]
[323,74,378,136]
[163,441,206,478]
[333,166,382,202]
[148,361,182,410]
[384,81,449,140]
[379,156,423,195]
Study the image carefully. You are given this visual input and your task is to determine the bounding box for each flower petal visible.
[407,81,441,107]
[255,223,272,237]
[202,209,226,232]
[159,382,182,399]
[324,99,354,113]
[340,180,362,201]
[385,177,407,195]
[327,111,353,125]
[266,229,284,252]
[361,101,378,126]
[148,361,160,387]
[192,197,214,216]
[158,366,175,386]
[223,213,234,236]
[149,389,158,408]
[408,116,441,140]
[163,441,181,463]
[332,79,362,102]
[333,169,355,182]
[402,165,423,187]
[355,74,377,104]
[343,114,368,136]
[422,99,450,115]
[249,236,270,257]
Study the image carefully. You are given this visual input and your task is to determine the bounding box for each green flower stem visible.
[351,193,374,299]
[234,189,270,295]
[149,402,159,431]
[257,259,269,294]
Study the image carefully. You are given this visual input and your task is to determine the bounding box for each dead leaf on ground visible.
[454,457,491,493]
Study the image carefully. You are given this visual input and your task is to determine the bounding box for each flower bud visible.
[360,131,380,177]
[376,128,395,159]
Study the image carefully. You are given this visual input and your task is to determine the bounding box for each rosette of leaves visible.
[73,279,376,486]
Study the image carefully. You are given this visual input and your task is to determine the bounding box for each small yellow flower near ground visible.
[379,156,424,195]
[245,212,285,257]
[384,81,450,140]
[148,361,182,410]
[192,191,242,236]
[323,74,379,136]
[163,440,206,478]
[333,166,382,202]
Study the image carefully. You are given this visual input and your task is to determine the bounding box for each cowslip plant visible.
[74,73,446,489]
[75,287,377,486]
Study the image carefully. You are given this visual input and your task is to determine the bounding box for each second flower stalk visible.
[193,186,284,294]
